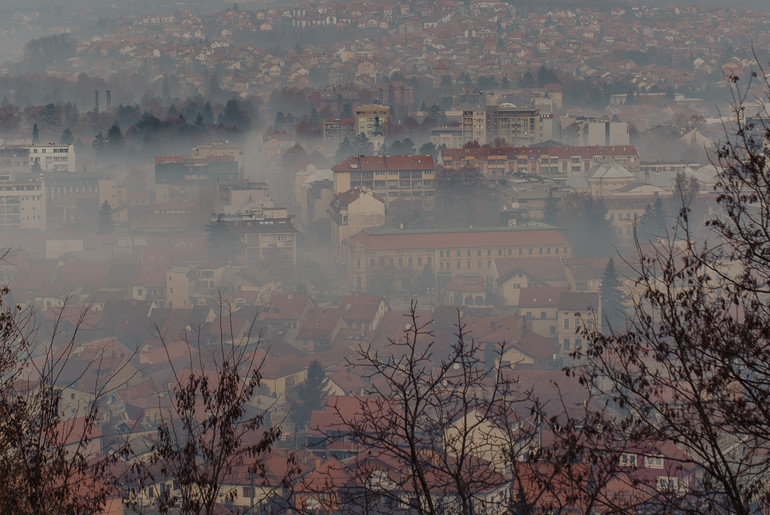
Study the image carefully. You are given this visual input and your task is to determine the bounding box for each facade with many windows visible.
[344,226,571,292]
[0,144,76,173]
[439,145,640,177]
[331,155,435,205]
[0,178,46,230]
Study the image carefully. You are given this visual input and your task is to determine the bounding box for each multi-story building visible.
[461,110,487,144]
[0,177,46,230]
[331,155,435,205]
[328,188,386,263]
[459,105,542,146]
[564,118,630,146]
[439,145,640,177]
[213,206,298,266]
[323,118,355,144]
[344,226,571,292]
[192,142,243,173]
[98,178,128,225]
[0,143,76,173]
[353,104,390,139]
[155,154,240,203]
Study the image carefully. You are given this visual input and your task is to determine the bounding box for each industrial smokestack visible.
[94,90,99,112]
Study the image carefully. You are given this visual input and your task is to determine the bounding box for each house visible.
[336,295,387,332]
[258,293,316,341]
[294,307,349,352]
[328,187,386,263]
[492,257,568,307]
[515,287,567,339]
[557,291,600,354]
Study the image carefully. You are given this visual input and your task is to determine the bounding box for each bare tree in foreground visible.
[564,71,770,513]
[0,286,130,514]
[128,299,292,515]
[312,302,582,515]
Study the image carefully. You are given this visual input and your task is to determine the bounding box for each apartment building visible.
[353,104,391,139]
[0,177,46,230]
[0,143,76,173]
[331,155,435,204]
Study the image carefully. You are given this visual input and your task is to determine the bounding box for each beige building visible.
[353,104,390,139]
[344,226,571,292]
[557,291,600,354]
[331,155,435,204]
[166,266,196,309]
[329,188,386,263]
[192,141,243,173]
[98,178,128,225]
[0,177,46,230]
[461,109,487,144]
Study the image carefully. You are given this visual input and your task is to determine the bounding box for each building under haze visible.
[331,155,435,205]
[0,143,76,173]
[439,145,640,177]
[213,206,298,266]
[0,177,46,230]
[344,226,571,292]
[328,187,386,263]
[353,104,391,139]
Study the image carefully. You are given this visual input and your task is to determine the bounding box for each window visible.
[418,256,422,266]
[619,453,637,467]
[646,455,664,469]
[467,250,471,257]
[467,261,471,269]
[541,311,547,319]
[563,317,570,329]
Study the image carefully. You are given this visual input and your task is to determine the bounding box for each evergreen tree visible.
[290,360,328,428]
[418,142,438,160]
[352,134,374,156]
[600,258,627,333]
[335,137,354,163]
[31,123,39,143]
[98,201,113,234]
[202,102,214,123]
[59,128,73,145]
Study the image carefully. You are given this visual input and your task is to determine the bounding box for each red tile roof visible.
[332,154,435,172]
[517,287,568,307]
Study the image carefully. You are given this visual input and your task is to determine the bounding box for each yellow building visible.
[344,226,571,292]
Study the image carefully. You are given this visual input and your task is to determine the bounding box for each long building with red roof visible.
[343,225,571,292]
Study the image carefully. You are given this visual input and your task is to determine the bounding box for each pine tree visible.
[98,200,113,234]
[59,128,74,145]
[290,360,328,428]
[599,258,627,333]
[31,123,39,143]
[335,137,354,163]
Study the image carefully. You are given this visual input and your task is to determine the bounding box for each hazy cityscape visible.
[1,0,770,513]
